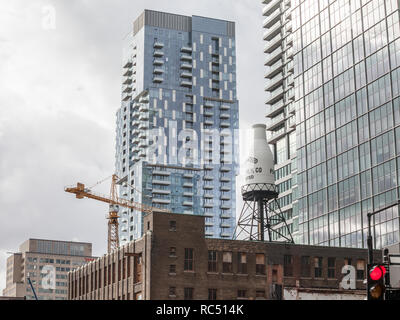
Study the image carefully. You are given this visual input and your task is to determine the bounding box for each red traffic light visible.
[370,265,387,281]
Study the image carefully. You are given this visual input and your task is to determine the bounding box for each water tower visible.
[234,124,294,243]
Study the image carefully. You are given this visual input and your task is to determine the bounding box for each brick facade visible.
[68,212,381,300]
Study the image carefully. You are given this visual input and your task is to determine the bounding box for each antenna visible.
[234,124,294,243]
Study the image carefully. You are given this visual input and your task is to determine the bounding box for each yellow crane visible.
[65,174,170,253]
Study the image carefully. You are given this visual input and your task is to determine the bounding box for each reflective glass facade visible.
[116,10,239,244]
[264,0,400,249]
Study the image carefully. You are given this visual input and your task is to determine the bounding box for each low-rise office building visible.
[3,239,94,300]
[68,212,381,300]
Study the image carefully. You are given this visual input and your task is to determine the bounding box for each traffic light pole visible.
[367,200,400,265]
[366,200,400,299]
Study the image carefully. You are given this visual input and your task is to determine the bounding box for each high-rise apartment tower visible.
[116,10,239,244]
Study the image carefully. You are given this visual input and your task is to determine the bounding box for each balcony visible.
[266,100,285,118]
[153,68,164,74]
[153,199,171,205]
[183,182,194,188]
[266,112,286,131]
[123,86,132,93]
[203,184,214,190]
[265,59,283,78]
[220,113,230,119]
[220,166,231,172]
[152,179,171,186]
[139,105,149,112]
[263,21,282,41]
[220,122,231,128]
[184,192,194,197]
[183,201,194,207]
[181,55,193,61]
[262,0,281,16]
[123,60,133,69]
[265,73,284,92]
[265,46,283,66]
[153,170,170,176]
[181,71,192,79]
[220,105,231,111]
[220,186,231,192]
[220,177,231,183]
[263,9,281,30]
[268,127,286,144]
[123,70,132,77]
[265,86,284,105]
[153,59,164,66]
[154,42,164,49]
[152,189,171,195]
[153,50,164,57]
[181,46,193,53]
[123,78,133,85]
[183,173,194,179]
[264,33,282,54]
[204,175,214,181]
[122,93,131,101]
[153,76,163,83]
[181,62,193,70]
[181,80,193,87]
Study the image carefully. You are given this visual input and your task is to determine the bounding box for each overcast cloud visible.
[0,0,265,292]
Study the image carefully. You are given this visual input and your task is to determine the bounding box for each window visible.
[284,255,293,276]
[237,290,247,299]
[301,256,310,277]
[169,287,176,297]
[272,269,278,283]
[256,290,266,299]
[256,253,266,275]
[184,248,194,271]
[328,258,336,278]
[169,221,176,231]
[238,253,247,274]
[208,289,217,300]
[314,257,323,278]
[208,251,217,272]
[222,252,233,273]
[357,260,365,280]
[184,288,193,300]
[169,247,176,257]
[169,265,176,274]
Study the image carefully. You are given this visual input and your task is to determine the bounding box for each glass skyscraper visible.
[263,0,400,250]
[115,10,239,245]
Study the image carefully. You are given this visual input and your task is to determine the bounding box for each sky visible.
[0,0,266,292]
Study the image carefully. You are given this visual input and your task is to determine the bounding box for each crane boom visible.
[65,174,170,253]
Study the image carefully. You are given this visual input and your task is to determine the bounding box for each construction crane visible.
[65,174,170,253]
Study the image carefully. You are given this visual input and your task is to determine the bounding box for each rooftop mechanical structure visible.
[234,124,294,243]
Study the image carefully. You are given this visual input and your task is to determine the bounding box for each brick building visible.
[68,212,381,300]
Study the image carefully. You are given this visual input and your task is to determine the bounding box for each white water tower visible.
[234,124,293,243]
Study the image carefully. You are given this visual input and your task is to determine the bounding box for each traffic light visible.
[367,264,387,300]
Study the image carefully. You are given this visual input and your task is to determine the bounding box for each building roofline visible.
[26,239,92,245]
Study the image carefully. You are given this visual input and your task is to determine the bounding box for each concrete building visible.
[263,0,400,249]
[68,212,380,300]
[115,10,239,244]
[3,239,94,300]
